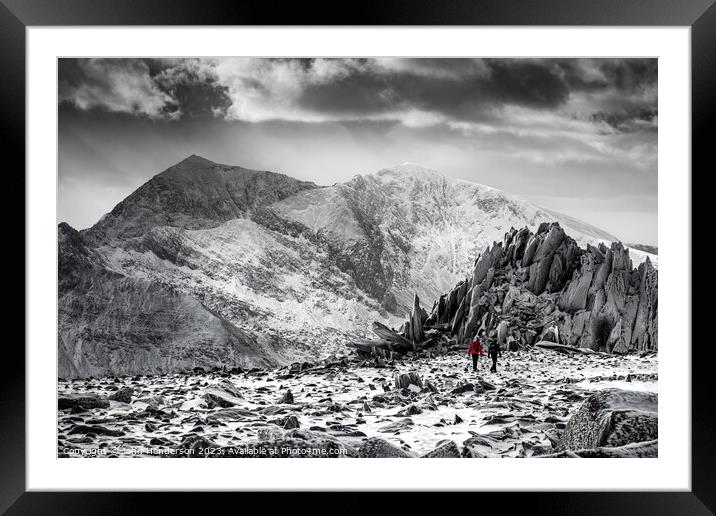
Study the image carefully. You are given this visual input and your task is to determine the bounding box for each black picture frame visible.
[4,0,713,513]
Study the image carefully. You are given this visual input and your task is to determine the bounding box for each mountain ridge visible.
[82,155,319,245]
[58,156,656,378]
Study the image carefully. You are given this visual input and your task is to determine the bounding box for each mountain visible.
[83,154,318,244]
[627,243,658,255]
[58,156,655,378]
[271,162,639,312]
[58,223,288,379]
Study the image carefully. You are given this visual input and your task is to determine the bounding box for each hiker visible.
[488,340,502,373]
[467,334,484,372]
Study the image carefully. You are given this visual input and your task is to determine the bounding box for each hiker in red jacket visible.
[468,335,484,372]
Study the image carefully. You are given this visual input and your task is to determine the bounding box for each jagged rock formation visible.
[350,222,657,356]
[59,156,655,378]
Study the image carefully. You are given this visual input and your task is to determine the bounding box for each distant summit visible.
[82,155,317,244]
[376,162,444,180]
[58,156,656,378]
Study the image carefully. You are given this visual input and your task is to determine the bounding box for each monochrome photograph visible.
[57,57,658,459]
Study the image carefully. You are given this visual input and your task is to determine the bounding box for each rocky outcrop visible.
[350,222,657,357]
[561,389,657,452]
[60,156,655,378]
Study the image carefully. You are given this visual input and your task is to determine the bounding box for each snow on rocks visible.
[57,349,656,458]
[60,157,651,380]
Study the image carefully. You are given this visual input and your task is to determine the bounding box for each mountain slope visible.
[58,223,293,378]
[58,157,655,377]
[271,163,645,313]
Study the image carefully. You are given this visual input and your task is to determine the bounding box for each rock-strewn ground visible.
[58,349,656,458]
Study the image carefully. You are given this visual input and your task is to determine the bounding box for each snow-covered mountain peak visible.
[377,162,443,179]
[59,156,657,377]
[372,163,461,189]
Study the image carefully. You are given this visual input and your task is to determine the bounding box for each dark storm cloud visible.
[59,58,232,119]
[153,63,232,118]
[299,72,393,115]
[296,58,656,124]
[297,59,573,122]
[481,60,571,108]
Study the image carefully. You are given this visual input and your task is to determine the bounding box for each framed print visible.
[5,0,714,513]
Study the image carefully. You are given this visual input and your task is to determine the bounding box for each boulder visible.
[358,437,412,458]
[68,424,124,437]
[202,391,239,408]
[280,415,300,429]
[279,390,294,404]
[561,389,657,450]
[422,440,461,458]
[108,386,134,403]
[451,383,475,395]
[58,393,110,410]
[378,418,415,433]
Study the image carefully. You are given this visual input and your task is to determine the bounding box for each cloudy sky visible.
[58,57,657,245]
